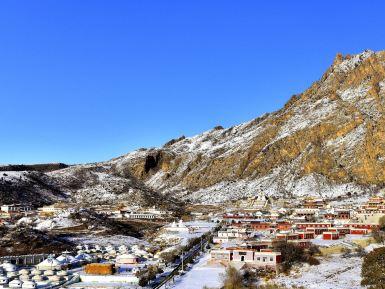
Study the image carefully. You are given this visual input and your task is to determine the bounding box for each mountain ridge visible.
[2,49,385,206]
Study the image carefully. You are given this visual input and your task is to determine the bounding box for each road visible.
[151,236,212,289]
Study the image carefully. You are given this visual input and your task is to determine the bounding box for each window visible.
[270,257,273,261]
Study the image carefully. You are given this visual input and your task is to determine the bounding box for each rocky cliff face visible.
[3,50,385,206]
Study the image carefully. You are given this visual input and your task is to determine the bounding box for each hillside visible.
[102,50,385,203]
[3,50,385,206]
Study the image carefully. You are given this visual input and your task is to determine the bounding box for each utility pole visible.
[181,251,184,272]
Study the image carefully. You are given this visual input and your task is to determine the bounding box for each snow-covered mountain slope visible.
[3,50,385,206]
[0,171,67,206]
[102,50,385,203]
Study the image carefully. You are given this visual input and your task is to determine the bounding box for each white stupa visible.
[165,220,189,232]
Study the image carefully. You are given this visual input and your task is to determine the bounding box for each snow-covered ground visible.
[276,254,363,289]
[170,253,225,289]
[67,234,144,247]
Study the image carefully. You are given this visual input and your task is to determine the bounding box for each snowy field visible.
[170,253,225,289]
[276,254,363,289]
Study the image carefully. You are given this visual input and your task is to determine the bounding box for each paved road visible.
[152,237,212,289]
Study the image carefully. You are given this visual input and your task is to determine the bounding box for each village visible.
[1,192,385,289]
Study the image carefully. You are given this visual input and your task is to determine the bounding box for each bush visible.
[306,256,320,266]
[273,241,306,272]
[361,247,385,288]
[221,266,246,289]
[379,215,385,231]
[136,265,161,286]
[159,248,180,265]
[371,229,385,243]
[242,268,259,287]
[307,244,321,256]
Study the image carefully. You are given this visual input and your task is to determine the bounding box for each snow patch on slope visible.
[325,123,367,153]
[275,98,338,141]
[184,172,366,204]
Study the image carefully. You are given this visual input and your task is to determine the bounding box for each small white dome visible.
[19,275,30,281]
[56,270,68,276]
[0,275,9,285]
[6,271,18,278]
[9,279,23,288]
[2,263,17,272]
[47,275,61,282]
[31,275,43,282]
[18,269,29,276]
[30,269,42,276]
[43,270,54,276]
[21,280,36,289]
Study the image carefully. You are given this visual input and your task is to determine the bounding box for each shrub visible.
[273,241,306,272]
[306,256,320,266]
[361,247,385,288]
[371,229,385,244]
[379,215,385,231]
[159,248,180,265]
[221,266,246,289]
[136,264,161,286]
[307,244,321,256]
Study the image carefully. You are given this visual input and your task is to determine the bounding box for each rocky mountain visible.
[3,50,385,206]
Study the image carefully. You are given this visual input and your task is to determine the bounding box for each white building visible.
[1,204,32,213]
[165,220,189,233]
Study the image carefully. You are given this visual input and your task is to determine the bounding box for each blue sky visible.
[1,1,385,164]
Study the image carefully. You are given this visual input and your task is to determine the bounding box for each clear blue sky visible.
[1,1,385,164]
